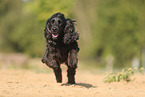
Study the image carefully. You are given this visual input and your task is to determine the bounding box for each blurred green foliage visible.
[0,0,74,57]
[95,0,145,67]
[0,0,145,68]
[104,67,144,83]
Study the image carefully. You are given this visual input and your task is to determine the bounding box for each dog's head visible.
[46,12,66,40]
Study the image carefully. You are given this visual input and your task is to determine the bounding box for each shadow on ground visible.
[61,83,97,89]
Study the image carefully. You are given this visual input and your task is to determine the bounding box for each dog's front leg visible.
[67,67,76,84]
[53,67,62,83]
[45,59,62,83]
[67,49,78,84]
[41,47,48,64]
[67,49,78,69]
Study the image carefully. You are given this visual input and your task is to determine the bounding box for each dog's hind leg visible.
[53,67,62,83]
[43,53,62,83]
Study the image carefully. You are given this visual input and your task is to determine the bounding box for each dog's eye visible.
[51,19,55,24]
[58,20,62,25]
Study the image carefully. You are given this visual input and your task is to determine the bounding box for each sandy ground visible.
[0,67,145,97]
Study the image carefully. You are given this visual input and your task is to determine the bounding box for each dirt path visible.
[0,68,145,97]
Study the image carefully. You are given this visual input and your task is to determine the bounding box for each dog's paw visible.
[67,81,75,84]
[41,58,47,63]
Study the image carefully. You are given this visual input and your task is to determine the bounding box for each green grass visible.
[104,67,144,83]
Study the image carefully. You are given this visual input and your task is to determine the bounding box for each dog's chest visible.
[49,44,69,63]
[56,45,69,60]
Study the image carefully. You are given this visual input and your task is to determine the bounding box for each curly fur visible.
[41,12,79,84]
[63,19,79,44]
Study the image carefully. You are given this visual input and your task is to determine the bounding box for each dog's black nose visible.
[52,27,57,32]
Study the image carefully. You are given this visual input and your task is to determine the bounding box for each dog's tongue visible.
[52,34,58,38]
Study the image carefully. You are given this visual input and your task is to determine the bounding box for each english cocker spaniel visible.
[41,12,79,84]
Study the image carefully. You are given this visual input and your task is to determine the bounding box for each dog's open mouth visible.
[52,34,59,38]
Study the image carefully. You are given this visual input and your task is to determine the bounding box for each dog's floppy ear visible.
[63,19,79,44]
[44,18,51,40]
[73,32,79,40]
[45,18,51,31]
[46,18,50,26]
[44,18,50,32]
[63,31,79,44]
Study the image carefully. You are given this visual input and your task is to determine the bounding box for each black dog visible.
[41,13,79,84]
